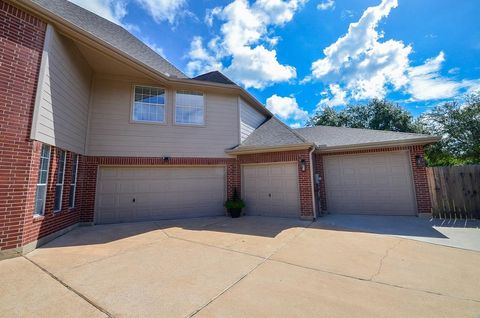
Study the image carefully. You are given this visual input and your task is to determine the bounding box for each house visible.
[0,0,439,259]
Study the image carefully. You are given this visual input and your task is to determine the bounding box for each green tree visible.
[421,93,480,165]
[308,99,420,133]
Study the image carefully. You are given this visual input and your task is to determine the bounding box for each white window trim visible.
[34,144,51,216]
[174,91,206,126]
[131,85,167,124]
[54,150,66,212]
[69,154,79,209]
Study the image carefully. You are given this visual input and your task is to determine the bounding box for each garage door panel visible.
[324,151,415,215]
[95,166,226,224]
[242,163,300,218]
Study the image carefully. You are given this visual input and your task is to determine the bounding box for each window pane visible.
[54,184,63,211]
[71,154,78,182]
[35,145,50,215]
[133,102,164,122]
[56,150,65,181]
[34,185,46,215]
[175,91,204,124]
[69,184,76,208]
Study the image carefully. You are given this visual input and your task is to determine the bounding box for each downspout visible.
[309,147,317,220]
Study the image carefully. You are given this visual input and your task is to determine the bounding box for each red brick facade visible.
[314,145,432,215]
[236,150,315,219]
[0,1,46,253]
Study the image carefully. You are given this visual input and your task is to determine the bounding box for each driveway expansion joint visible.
[23,256,114,318]
[187,221,314,317]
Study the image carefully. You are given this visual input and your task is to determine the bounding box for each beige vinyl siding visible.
[31,25,92,154]
[87,78,239,157]
[240,98,266,142]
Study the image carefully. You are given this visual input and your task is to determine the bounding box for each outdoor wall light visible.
[415,154,426,167]
[300,159,306,172]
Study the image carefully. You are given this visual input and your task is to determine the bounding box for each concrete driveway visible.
[1,216,479,317]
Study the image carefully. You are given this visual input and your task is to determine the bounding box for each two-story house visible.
[0,0,439,258]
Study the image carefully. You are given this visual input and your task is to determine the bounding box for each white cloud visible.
[135,0,188,24]
[205,6,222,26]
[186,36,223,75]
[448,67,460,75]
[290,122,302,128]
[187,0,306,89]
[318,84,347,107]
[266,95,309,122]
[308,0,480,106]
[317,0,334,10]
[406,52,461,100]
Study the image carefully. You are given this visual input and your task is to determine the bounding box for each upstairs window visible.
[132,85,165,123]
[34,144,51,215]
[54,150,66,212]
[175,91,205,125]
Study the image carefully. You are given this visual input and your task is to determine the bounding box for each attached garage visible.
[95,166,226,224]
[242,163,300,218]
[323,151,416,215]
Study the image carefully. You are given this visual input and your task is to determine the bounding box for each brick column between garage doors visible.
[236,150,314,219]
[314,145,432,215]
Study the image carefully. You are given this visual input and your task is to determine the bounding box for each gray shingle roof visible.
[193,71,236,85]
[230,117,309,152]
[31,0,186,78]
[295,126,438,148]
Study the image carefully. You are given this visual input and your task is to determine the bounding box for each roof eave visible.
[315,136,441,153]
[14,0,177,81]
[226,143,314,155]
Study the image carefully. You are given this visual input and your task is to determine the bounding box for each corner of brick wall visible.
[0,1,46,251]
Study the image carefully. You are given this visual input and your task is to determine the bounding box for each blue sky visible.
[71,0,480,127]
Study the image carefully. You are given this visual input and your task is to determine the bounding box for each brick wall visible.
[0,1,46,251]
[408,145,431,214]
[314,146,432,215]
[237,150,315,219]
[80,156,238,223]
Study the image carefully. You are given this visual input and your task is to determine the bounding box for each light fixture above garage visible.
[415,154,426,167]
[300,159,306,172]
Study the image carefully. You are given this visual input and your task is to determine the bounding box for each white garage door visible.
[95,166,225,224]
[324,151,416,215]
[242,163,300,218]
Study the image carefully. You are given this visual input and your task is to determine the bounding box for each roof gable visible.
[228,117,309,153]
[193,71,237,85]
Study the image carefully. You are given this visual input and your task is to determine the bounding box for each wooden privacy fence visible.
[426,165,480,219]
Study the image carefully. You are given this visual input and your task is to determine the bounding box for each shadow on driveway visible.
[41,216,311,249]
